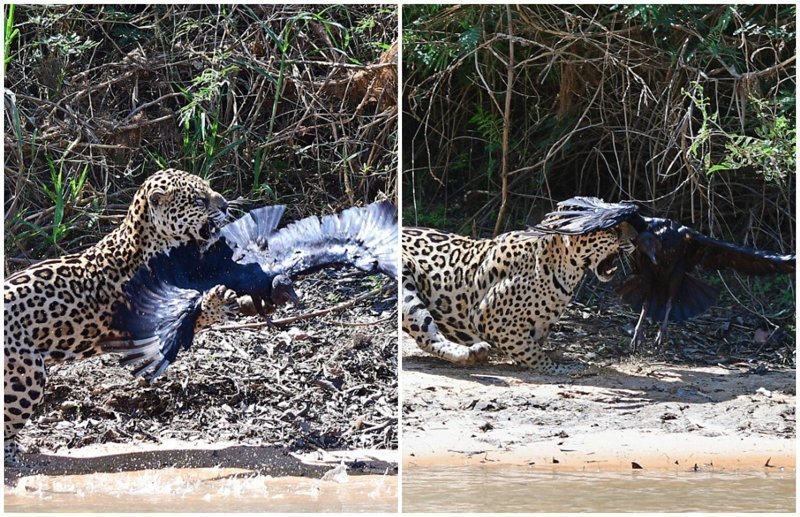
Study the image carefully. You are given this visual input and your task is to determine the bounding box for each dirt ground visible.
[5,270,398,494]
[402,280,796,473]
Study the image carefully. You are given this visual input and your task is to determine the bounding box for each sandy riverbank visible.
[402,333,795,474]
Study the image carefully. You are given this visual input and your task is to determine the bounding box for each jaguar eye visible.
[195,196,208,207]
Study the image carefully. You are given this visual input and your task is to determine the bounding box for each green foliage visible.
[177,56,243,178]
[4,4,19,74]
[365,274,386,291]
[616,4,794,68]
[747,276,796,313]
[250,146,277,200]
[42,32,97,57]
[732,5,796,40]
[25,156,90,247]
[713,98,796,184]
[325,291,343,303]
[406,33,458,74]
[683,82,717,164]
[468,104,502,181]
[686,82,797,184]
[178,58,239,128]
[458,26,480,53]
[354,13,376,34]
[403,204,452,230]
[403,5,487,74]
[5,89,23,161]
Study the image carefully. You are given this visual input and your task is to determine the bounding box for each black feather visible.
[534,196,641,235]
[527,196,794,343]
[266,200,398,279]
[103,262,204,382]
[682,226,795,274]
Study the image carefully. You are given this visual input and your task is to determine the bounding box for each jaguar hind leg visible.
[402,283,490,365]
[473,282,585,375]
[498,337,587,375]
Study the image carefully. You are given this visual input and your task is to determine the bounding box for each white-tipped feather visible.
[220,205,287,264]
[264,201,397,278]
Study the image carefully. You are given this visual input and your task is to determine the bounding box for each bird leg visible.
[655,298,672,348]
[631,299,649,354]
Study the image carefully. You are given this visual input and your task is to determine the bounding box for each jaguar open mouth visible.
[200,212,229,240]
[595,254,619,282]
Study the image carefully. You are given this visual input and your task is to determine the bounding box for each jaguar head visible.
[142,169,229,245]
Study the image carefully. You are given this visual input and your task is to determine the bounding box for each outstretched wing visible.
[533,196,641,235]
[102,257,205,382]
[263,200,398,279]
[683,227,796,275]
[102,202,397,380]
[217,205,287,265]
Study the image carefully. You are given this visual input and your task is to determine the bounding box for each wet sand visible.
[404,428,795,473]
[5,440,397,512]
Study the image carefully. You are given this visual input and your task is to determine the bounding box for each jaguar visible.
[402,218,636,373]
[3,168,234,464]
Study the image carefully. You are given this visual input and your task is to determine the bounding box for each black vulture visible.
[535,196,795,348]
[103,201,398,380]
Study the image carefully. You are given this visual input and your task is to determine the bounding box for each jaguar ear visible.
[148,187,171,208]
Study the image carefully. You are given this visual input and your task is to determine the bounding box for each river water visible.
[402,466,795,513]
[5,468,397,513]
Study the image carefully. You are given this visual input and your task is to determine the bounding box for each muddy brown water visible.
[5,468,397,513]
[402,466,795,513]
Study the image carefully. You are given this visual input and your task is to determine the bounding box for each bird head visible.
[270,274,300,307]
[634,231,661,264]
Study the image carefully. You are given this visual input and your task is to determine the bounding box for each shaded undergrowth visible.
[4,4,398,268]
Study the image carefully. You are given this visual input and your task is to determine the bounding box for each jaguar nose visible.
[210,192,229,214]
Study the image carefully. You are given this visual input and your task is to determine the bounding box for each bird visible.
[534,196,795,349]
[102,201,398,380]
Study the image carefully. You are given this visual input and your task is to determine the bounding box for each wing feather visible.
[533,196,641,235]
[683,227,796,274]
[102,257,204,382]
[218,205,287,264]
[262,201,398,279]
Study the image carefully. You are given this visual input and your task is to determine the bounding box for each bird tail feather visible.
[616,274,646,312]
[670,274,719,322]
[617,273,719,323]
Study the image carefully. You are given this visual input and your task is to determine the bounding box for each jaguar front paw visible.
[196,285,241,330]
[464,342,491,365]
